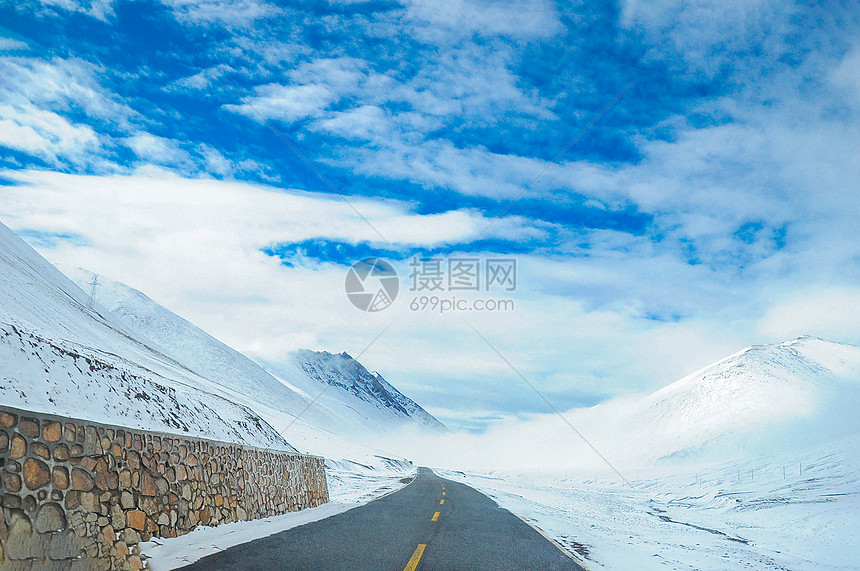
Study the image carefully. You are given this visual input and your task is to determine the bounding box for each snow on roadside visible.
[142,462,417,570]
[437,434,860,571]
[142,502,356,570]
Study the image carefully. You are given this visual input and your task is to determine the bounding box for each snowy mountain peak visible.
[61,268,447,438]
[615,337,860,463]
[291,349,447,433]
[0,220,291,449]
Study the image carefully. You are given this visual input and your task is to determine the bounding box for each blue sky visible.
[2,0,860,430]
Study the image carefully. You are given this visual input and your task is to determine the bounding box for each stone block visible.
[0,411,16,428]
[121,527,140,545]
[110,504,126,529]
[42,420,62,442]
[53,443,70,461]
[52,466,70,489]
[120,491,135,509]
[70,468,94,491]
[83,426,100,456]
[34,502,66,533]
[31,441,50,459]
[127,510,146,531]
[22,458,50,490]
[64,491,80,510]
[198,507,211,525]
[80,491,98,513]
[0,407,328,570]
[18,417,39,438]
[139,496,159,516]
[102,524,115,542]
[140,472,157,497]
[46,530,82,559]
[64,423,77,442]
[3,471,22,493]
[93,458,117,491]
[10,434,26,459]
[2,493,22,509]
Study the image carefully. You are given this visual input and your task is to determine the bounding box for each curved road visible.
[179,467,586,570]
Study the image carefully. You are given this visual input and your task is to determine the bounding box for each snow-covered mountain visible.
[0,221,291,449]
[291,350,447,433]
[400,336,860,475]
[579,336,860,466]
[61,269,445,439]
[1,218,442,460]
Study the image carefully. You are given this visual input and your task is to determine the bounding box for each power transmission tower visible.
[87,274,100,310]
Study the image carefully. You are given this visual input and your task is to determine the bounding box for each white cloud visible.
[226,83,333,123]
[337,140,542,199]
[829,46,860,108]
[224,57,387,124]
[30,0,116,21]
[0,38,29,52]
[0,56,147,169]
[402,0,562,41]
[196,144,233,176]
[312,105,389,141]
[619,0,793,79]
[125,133,193,167]
[0,168,798,425]
[0,104,102,166]
[158,0,279,26]
[167,64,234,92]
[758,288,860,344]
[0,57,138,128]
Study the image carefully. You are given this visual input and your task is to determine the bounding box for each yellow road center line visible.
[431,511,440,521]
[403,544,426,571]
[442,491,446,495]
[440,499,444,504]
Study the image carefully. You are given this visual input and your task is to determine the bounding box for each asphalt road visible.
[178,467,586,571]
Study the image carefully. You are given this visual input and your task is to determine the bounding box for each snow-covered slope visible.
[443,432,860,571]
[395,337,860,475]
[289,349,447,433]
[0,221,291,449]
[62,269,342,430]
[613,336,860,463]
[555,336,860,469]
[61,269,445,439]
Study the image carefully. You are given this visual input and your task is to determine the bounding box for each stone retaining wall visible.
[0,405,328,570]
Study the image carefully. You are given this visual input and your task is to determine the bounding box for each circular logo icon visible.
[345,258,399,312]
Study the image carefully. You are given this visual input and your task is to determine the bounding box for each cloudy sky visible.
[1,0,859,431]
